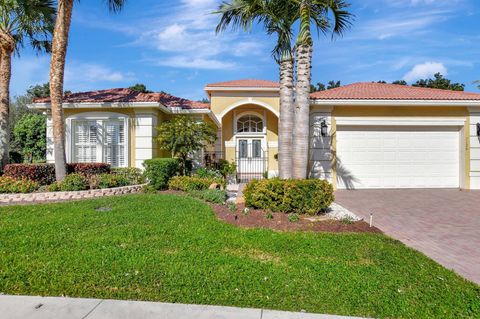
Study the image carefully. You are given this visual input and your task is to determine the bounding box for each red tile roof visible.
[206,79,280,88]
[310,82,480,100]
[33,88,210,109]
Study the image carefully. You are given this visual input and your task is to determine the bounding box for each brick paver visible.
[335,189,480,285]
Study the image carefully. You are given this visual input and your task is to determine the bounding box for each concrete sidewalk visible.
[0,295,367,319]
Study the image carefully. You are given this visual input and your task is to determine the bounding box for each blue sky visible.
[11,0,480,101]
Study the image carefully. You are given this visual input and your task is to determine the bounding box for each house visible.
[32,79,480,190]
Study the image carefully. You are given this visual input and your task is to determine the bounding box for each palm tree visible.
[214,0,296,178]
[50,0,126,181]
[292,0,352,179]
[0,0,55,170]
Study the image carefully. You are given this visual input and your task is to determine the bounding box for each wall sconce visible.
[477,123,480,137]
[321,120,328,137]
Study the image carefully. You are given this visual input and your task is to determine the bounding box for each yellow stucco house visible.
[32,79,480,190]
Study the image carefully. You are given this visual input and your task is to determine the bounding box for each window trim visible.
[233,110,267,135]
[66,112,130,167]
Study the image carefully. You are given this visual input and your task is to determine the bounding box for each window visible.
[72,119,127,167]
[236,114,263,133]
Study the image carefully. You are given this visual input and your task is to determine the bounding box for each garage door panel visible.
[336,126,460,189]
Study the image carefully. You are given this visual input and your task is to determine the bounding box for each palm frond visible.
[106,0,127,13]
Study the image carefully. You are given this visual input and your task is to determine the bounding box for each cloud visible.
[403,62,447,82]
[154,57,235,70]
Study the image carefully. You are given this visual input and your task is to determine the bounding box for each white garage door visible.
[336,126,460,189]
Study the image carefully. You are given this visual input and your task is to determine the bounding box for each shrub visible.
[188,189,227,204]
[196,167,222,179]
[112,167,146,185]
[3,164,55,185]
[288,213,300,223]
[217,159,236,178]
[168,176,224,192]
[143,158,179,190]
[244,179,334,215]
[52,173,89,192]
[227,201,237,212]
[0,176,38,193]
[96,174,130,189]
[67,163,111,176]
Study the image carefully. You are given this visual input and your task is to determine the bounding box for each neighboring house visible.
[32,79,480,190]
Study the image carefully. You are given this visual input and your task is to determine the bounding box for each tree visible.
[474,80,480,89]
[129,83,152,93]
[215,0,297,179]
[27,82,51,98]
[310,82,326,92]
[326,80,341,89]
[49,0,127,181]
[292,0,352,179]
[12,113,46,163]
[0,0,55,170]
[197,98,210,103]
[413,73,465,91]
[156,116,217,175]
[392,80,407,85]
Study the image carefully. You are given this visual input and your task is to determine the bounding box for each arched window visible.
[236,114,264,133]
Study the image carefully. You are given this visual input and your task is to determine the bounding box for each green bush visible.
[96,174,130,189]
[217,159,236,178]
[143,158,179,190]
[49,173,89,192]
[244,179,334,215]
[187,189,227,204]
[196,167,222,179]
[112,167,146,185]
[168,176,224,192]
[0,176,38,193]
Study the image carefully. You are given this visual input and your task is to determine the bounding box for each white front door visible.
[336,126,461,189]
[236,137,267,181]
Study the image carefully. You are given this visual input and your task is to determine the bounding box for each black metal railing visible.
[236,151,268,183]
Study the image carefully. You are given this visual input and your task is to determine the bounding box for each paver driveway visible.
[335,189,480,285]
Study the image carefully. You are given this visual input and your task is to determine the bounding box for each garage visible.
[336,125,461,189]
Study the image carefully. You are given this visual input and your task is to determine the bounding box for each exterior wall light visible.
[321,120,328,137]
[477,123,480,137]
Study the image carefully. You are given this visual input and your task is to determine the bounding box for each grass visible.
[0,194,479,318]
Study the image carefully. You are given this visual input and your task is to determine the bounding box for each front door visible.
[236,138,267,182]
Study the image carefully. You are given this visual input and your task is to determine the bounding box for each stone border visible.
[0,184,146,205]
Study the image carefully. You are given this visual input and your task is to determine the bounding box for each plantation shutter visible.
[73,121,98,163]
[104,120,126,167]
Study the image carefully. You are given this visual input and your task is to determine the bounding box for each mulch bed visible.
[160,191,381,233]
[212,202,382,234]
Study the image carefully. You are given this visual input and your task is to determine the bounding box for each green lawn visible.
[0,194,479,318]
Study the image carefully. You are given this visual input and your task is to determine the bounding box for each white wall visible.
[134,112,157,169]
[46,115,54,163]
[309,107,333,182]
[469,109,480,189]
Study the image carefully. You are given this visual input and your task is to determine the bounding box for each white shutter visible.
[73,121,98,163]
[104,120,126,167]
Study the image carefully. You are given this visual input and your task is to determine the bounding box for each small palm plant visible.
[0,0,55,169]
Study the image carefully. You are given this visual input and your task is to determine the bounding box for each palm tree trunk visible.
[0,48,12,169]
[50,0,74,181]
[292,43,312,179]
[278,55,294,179]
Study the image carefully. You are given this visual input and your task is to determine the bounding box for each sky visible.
[11,0,480,101]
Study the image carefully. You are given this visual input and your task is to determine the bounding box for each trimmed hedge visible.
[4,163,111,184]
[143,158,179,190]
[48,173,89,192]
[96,173,129,189]
[4,164,56,185]
[0,176,39,193]
[67,163,111,176]
[243,179,334,215]
[168,176,224,192]
[112,167,146,185]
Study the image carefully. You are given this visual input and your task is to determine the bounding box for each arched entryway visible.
[220,102,279,182]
